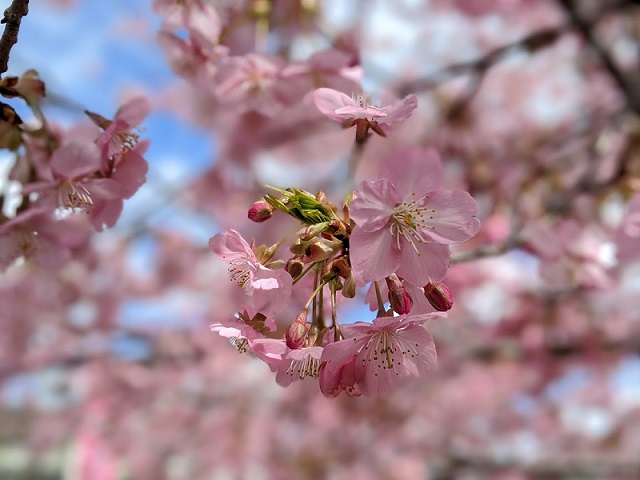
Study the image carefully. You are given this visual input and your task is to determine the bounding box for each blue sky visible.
[11,0,216,240]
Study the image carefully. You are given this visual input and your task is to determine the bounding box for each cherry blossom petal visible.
[209,229,254,262]
[312,88,357,122]
[379,146,443,195]
[396,242,450,285]
[379,94,418,123]
[51,141,101,179]
[349,178,399,231]
[350,226,401,283]
[420,189,481,244]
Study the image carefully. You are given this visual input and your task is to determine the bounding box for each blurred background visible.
[2,0,640,479]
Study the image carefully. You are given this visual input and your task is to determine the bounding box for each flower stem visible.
[374,280,386,316]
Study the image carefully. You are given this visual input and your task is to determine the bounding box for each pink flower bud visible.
[423,281,453,312]
[385,274,412,315]
[248,200,274,223]
[286,311,310,349]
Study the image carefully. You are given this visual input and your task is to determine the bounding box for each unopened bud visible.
[286,311,310,349]
[423,281,453,312]
[286,257,304,279]
[248,200,274,223]
[386,274,412,315]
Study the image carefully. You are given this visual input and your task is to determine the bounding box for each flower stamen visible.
[389,193,434,254]
[286,353,321,379]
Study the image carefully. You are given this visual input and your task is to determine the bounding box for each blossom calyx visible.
[248,200,274,222]
[307,237,343,262]
[423,281,453,312]
[253,240,282,265]
[322,255,351,281]
[286,257,304,278]
[342,273,356,298]
[286,311,310,349]
[386,274,413,315]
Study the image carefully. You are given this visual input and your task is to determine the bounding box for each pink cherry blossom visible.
[0,206,89,270]
[312,87,417,140]
[209,229,292,316]
[524,219,614,289]
[95,96,151,162]
[25,140,124,211]
[321,313,439,396]
[349,146,480,285]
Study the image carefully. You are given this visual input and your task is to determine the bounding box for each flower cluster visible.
[210,146,480,397]
[0,70,149,271]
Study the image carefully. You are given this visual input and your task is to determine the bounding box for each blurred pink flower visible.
[95,96,150,161]
[25,140,124,211]
[312,87,417,141]
[321,313,439,397]
[349,146,480,285]
[0,207,88,270]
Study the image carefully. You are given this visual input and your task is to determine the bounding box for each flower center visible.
[360,330,420,375]
[229,337,249,353]
[58,180,93,210]
[286,353,321,380]
[116,130,139,152]
[228,258,252,288]
[389,193,436,254]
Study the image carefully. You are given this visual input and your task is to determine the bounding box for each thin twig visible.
[0,0,29,76]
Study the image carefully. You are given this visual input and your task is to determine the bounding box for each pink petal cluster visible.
[19,97,150,231]
[349,146,480,285]
[321,313,439,397]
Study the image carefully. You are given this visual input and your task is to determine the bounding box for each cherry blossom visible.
[312,87,417,141]
[321,313,439,396]
[349,146,480,284]
[209,229,292,316]
[25,140,124,212]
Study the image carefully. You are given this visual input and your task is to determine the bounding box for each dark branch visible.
[0,0,29,76]
[557,0,640,115]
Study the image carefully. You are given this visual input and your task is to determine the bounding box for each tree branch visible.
[0,0,29,76]
[557,0,640,115]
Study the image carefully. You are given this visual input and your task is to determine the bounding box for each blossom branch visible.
[557,0,640,115]
[396,0,638,98]
[0,0,29,76]
[450,237,521,264]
